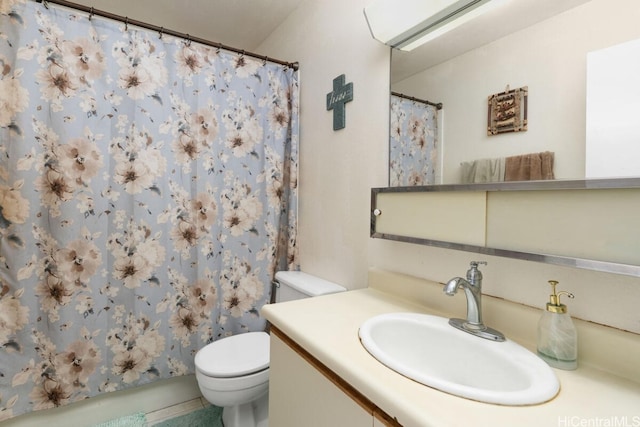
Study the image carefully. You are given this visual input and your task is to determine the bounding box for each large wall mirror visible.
[389,0,640,186]
[375,0,640,276]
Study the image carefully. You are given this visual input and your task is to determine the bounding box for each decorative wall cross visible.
[326,74,353,130]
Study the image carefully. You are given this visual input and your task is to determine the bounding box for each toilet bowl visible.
[195,331,270,427]
[194,271,346,427]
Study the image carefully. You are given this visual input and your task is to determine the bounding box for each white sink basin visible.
[359,313,559,405]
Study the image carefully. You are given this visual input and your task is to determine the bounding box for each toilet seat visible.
[195,331,269,378]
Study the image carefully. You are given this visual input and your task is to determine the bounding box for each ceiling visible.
[391,0,592,83]
[69,0,306,51]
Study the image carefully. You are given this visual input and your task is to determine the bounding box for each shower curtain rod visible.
[392,91,443,110]
[34,0,299,71]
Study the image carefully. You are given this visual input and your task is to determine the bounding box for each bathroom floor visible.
[146,398,222,426]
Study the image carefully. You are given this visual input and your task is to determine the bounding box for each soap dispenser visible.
[537,280,577,370]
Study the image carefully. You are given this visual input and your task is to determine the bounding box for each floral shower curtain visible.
[0,0,298,420]
[389,94,438,186]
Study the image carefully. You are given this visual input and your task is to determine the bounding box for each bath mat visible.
[94,412,147,427]
[155,405,223,427]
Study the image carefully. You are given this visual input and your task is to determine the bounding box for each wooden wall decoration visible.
[487,85,528,135]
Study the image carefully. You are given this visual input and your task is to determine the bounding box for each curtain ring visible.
[124,17,129,31]
[89,7,94,20]
[41,0,49,9]
[262,55,269,66]
[158,27,164,39]
[216,43,222,53]
[185,34,192,46]
[240,50,245,58]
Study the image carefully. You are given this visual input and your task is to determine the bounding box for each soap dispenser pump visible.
[537,280,577,370]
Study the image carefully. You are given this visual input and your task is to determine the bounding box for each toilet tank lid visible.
[275,271,346,296]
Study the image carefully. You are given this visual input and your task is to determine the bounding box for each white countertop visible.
[262,286,640,427]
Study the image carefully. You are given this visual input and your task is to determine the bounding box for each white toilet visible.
[194,271,346,427]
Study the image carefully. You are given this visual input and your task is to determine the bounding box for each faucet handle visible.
[469,261,487,269]
[467,261,487,283]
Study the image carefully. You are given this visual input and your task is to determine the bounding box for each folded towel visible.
[504,151,554,181]
[460,158,506,183]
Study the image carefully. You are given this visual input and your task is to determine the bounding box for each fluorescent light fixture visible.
[364,0,506,51]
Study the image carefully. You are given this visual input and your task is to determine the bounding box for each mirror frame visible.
[371,178,640,277]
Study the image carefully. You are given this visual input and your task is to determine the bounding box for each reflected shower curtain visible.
[389,94,438,186]
[0,0,298,420]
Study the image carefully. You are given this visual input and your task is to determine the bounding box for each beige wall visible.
[257,0,390,289]
[261,0,640,334]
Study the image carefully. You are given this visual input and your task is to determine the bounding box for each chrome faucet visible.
[443,261,505,342]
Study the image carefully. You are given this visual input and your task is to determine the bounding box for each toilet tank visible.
[274,271,346,303]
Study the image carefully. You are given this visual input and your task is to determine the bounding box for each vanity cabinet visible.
[269,328,402,427]
[371,182,640,277]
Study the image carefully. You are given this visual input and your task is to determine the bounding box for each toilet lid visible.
[195,331,270,378]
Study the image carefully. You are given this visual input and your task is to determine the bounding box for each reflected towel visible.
[504,151,555,181]
[460,158,506,183]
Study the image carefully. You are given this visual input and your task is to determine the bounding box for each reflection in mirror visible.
[586,37,640,178]
[388,0,640,185]
[389,92,441,186]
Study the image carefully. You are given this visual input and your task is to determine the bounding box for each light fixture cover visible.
[364,0,495,51]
